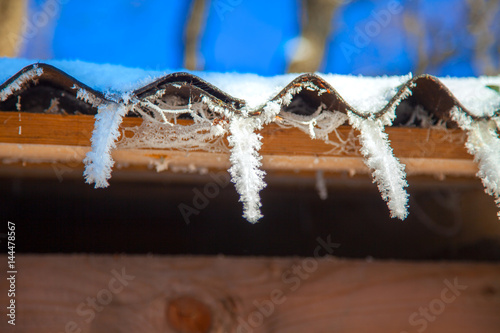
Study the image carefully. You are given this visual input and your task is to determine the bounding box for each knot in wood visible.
[167,296,212,333]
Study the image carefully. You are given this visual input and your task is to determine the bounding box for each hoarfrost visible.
[278,106,348,142]
[83,102,129,188]
[227,115,266,223]
[348,113,409,219]
[0,65,43,101]
[75,85,103,107]
[452,107,500,218]
[119,91,229,152]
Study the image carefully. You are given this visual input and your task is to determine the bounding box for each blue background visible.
[21,0,500,76]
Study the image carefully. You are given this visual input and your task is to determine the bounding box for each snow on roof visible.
[1,58,499,116]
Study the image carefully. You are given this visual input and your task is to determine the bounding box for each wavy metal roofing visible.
[0,63,498,128]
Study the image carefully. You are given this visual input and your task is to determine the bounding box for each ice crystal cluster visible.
[0,65,43,102]
[83,102,128,188]
[452,107,500,218]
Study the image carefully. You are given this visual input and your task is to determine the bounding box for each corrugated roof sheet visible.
[1,63,498,127]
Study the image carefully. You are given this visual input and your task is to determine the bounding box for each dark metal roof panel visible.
[0,63,498,127]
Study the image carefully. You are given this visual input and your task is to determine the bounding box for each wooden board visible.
[1,255,499,333]
[0,112,476,177]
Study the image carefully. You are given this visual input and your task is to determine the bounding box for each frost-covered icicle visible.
[84,102,128,188]
[227,115,266,223]
[349,113,409,219]
[452,107,500,218]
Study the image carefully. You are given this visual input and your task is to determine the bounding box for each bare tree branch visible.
[184,0,207,71]
[466,0,500,75]
[287,0,341,73]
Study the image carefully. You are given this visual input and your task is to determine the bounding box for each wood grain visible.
[0,112,475,176]
[1,255,499,333]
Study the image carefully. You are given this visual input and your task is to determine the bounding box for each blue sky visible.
[20,0,498,76]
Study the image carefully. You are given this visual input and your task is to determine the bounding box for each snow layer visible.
[1,58,500,116]
[0,58,162,93]
[441,77,500,117]
[319,73,413,114]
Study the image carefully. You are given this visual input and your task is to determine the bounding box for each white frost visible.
[0,65,43,101]
[279,106,348,142]
[441,77,500,117]
[452,107,500,218]
[319,73,412,114]
[75,86,103,107]
[83,102,129,188]
[349,113,409,219]
[227,116,266,223]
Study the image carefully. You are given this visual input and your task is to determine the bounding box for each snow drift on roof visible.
[0,58,499,119]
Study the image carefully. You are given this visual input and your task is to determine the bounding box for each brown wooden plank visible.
[0,112,476,177]
[1,112,95,146]
[1,255,499,333]
[0,142,478,178]
[0,112,470,159]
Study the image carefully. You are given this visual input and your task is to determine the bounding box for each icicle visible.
[348,113,409,219]
[451,107,500,218]
[83,102,128,188]
[227,115,266,223]
[315,170,328,200]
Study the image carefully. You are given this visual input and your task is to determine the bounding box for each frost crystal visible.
[84,102,129,188]
[0,65,43,102]
[278,106,348,142]
[119,91,229,152]
[452,107,500,218]
[227,115,266,223]
[74,85,103,107]
[349,113,409,219]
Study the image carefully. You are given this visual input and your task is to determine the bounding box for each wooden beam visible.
[1,255,499,333]
[0,112,475,177]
